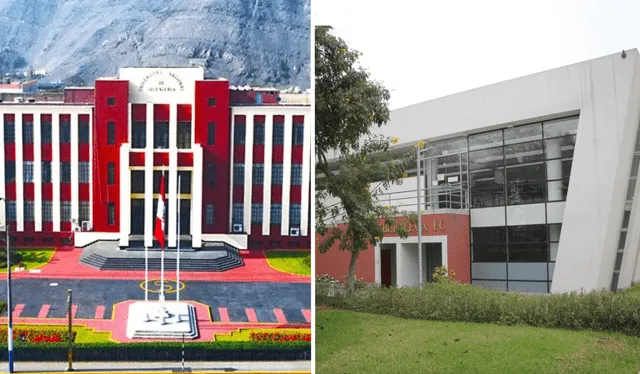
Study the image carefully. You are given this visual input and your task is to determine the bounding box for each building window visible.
[178,171,191,194]
[60,120,71,144]
[24,201,34,222]
[472,227,507,262]
[153,171,170,193]
[273,123,284,145]
[107,97,115,106]
[272,164,283,185]
[79,162,90,183]
[131,170,145,193]
[234,123,245,145]
[154,122,169,149]
[22,121,33,144]
[208,98,216,107]
[4,121,14,144]
[131,122,146,149]
[61,202,71,222]
[6,201,16,221]
[79,201,90,223]
[233,164,244,184]
[107,202,115,225]
[79,121,90,144]
[177,122,191,149]
[253,164,264,185]
[508,225,548,262]
[23,161,34,183]
[291,164,302,186]
[41,120,51,144]
[42,161,52,183]
[232,203,243,225]
[207,164,216,185]
[293,123,304,145]
[5,161,15,183]
[42,201,52,223]
[107,122,115,145]
[60,162,71,183]
[208,122,216,145]
[251,204,263,224]
[254,123,265,145]
[205,204,215,225]
[289,204,301,226]
[270,204,282,224]
[108,163,115,185]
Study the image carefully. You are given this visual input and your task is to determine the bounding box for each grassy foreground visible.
[0,248,55,273]
[264,250,311,276]
[316,309,640,374]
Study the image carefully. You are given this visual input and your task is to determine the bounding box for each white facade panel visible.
[506,204,546,226]
[470,207,505,227]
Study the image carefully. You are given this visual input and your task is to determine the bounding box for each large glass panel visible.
[472,227,507,262]
[469,130,503,151]
[469,147,505,207]
[507,263,548,281]
[471,263,507,280]
[503,123,542,145]
[508,281,549,293]
[508,225,548,262]
[506,163,545,205]
[426,136,468,157]
[543,117,578,138]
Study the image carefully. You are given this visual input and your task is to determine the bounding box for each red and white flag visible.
[154,173,166,249]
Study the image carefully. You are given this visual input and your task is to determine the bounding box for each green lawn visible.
[625,283,640,297]
[316,309,640,374]
[0,248,55,273]
[264,250,310,276]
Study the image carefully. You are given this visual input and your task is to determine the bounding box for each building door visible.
[179,199,191,236]
[424,243,443,283]
[130,200,144,235]
[380,244,396,287]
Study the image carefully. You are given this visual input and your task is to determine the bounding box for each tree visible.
[315,26,419,293]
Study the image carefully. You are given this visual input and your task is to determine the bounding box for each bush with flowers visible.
[0,327,75,344]
[249,331,312,343]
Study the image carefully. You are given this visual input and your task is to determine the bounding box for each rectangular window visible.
[177,122,191,149]
[79,162,90,183]
[205,204,215,225]
[79,201,90,223]
[208,98,216,107]
[22,121,33,144]
[61,202,71,222]
[4,121,15,144]
[472,227,507,262]
[23,161,34,183]
[233,164,244,184]
[131,170,145,193]
[289,204,301,226]
[154,122,169,149]
[132,122,146,149]
[107,97,115,106]
[79,121,90,144]
[107,122,115,145]
[6,201,16,221]
[273,123,284,145]
[24,201,34,222]
[270,204,282,224]
[60,120,71,144]
[293,123,304,145]
[108,202,115,225]
[253,164,264,185]
[5,161,15,183]
[178,171,191,194]
[508,225,548,262]
[291,164,303,186]
[272,164,283,185]
[207,164,216,185]
[41,120,52,144]
[153,171,170,194]
[254,123,265,145]
[234,123,245,145]
[232,203,244,225]
[42,201,52,223]
[60,162,71,183]
[42,161,52,183]
[108,163,116,185]
[252,204,263,224]
[208,122,216,145]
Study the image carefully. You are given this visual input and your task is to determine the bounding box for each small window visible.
[208,122,216,145]
[131,170,145,193]
[24,201,34,222]
[60,162,71,183]
[61,202,71,222]
[22,121,33,144]
[254,123,265,145]
[107,97,116,106]
[108,202,116,225]
[177,122,191,149]
[79,121,90,144]
[4,121,15,144]
[270,204,282,224]
[271,164,283,185]
[234,124,245,145]
[107,122,115,145]
[207,164,216,185]
[41,121,52,144]
[251,204,263,224]
[42,161,52,183]
[5,161,15,183]
[23,161,34,183]
[273,124,284,145]
[60,121,71,144]
[208,98,216,107]
[291,164,303,186]
[108,163,116,185]
[79,201,90,222]
[79,162,90,183]
[132,122,146,149]
[205,204,215,225]
[233,164,244,185]
[42,201,52,223]
[253,164,264,185]
[293,123,304,145]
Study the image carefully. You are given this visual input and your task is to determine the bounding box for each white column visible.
[192,145,203,248]
[280,114,293,236]
[228,114,235,232]
[545,138,563,201]
[374,243,381,284]
[119,144,130,247]
[168,104,178,248]
[243,114,254,233]
[34,113,42,231]
[300,114,311,236]
[15,114,23,232]
[70,113,79,227]
[0,113,5,226]
[144,103,154,247]
[262,114,273,235]
[52,114,60,231]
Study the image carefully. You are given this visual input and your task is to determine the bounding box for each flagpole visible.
[160,170,166,323]
[144,244,149,321]
[177,175,181,307]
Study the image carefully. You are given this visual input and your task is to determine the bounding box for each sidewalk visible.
[2,360,311,373]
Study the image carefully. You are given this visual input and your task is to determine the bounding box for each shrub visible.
[317,279,640,337]
[302,255,311,267]
[316,274,339,283]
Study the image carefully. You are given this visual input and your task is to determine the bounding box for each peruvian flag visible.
[154,173,166,249]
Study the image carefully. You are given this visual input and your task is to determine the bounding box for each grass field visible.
[316,309,640,374]
[0,248,55,273]
[264,250,311,276]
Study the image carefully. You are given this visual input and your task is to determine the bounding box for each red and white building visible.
[0,67,311,250]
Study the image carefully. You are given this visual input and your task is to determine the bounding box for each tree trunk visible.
[347,250,360,294]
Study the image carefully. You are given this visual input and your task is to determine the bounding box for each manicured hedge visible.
[317,279,640,337]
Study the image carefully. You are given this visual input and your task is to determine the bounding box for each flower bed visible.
[0,328,74,344]
[250,331,312,343]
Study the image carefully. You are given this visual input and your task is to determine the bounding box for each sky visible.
[314,0,640,109]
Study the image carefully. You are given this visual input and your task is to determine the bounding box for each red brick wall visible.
[315,213,471,284]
